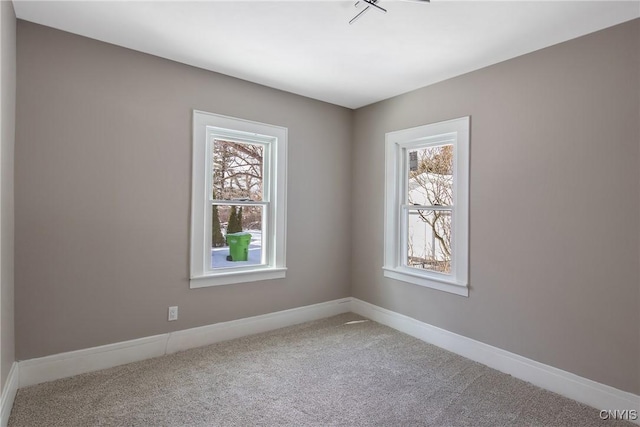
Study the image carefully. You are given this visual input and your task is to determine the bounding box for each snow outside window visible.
[383,117,469,296]
[190,111,287,288]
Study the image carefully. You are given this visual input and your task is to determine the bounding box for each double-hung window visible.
[190,111,287,288]
[383,117,469,296]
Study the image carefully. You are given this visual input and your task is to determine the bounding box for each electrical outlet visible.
[168,306,178,321]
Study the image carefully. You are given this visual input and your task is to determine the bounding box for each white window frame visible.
[190,111,287,288]
[383,117,469,297]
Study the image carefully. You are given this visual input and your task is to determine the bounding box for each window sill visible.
[382,267,469,297]
[190,267,287,288]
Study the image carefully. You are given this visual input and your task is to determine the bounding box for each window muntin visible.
[191,111,287,288]
[384,117,469,296]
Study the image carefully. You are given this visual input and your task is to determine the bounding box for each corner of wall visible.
[348,107,357,297]
[0,0,17,398]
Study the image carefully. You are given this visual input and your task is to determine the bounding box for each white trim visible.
[165,298,351,354]
[190,267,287,288]
[18,335,167,388]
[190,110,287,288]
[0,362,18,427]
[383,117,470,296]
[383,268,469,296]
[17,298,351,388]
[350,298,640,423]
[13,298,639,424]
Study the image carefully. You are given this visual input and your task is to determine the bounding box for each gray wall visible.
[352,19,640,394]
[13,15,640,396]
[15,21,352,360]
[0,0,16,392]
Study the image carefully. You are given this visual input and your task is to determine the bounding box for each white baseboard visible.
[14,296,639,425]
[18,334,168,388]
[0,362,19,427]
[351,298,640,423]
[18,297,351,388]
[166,297,352,354]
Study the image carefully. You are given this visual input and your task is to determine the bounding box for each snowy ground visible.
[211,230,263,268]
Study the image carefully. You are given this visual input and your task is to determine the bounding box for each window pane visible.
[212,139,264,201]
[211,204,264,269]
[406,209,451,274]
[407,145,453,206]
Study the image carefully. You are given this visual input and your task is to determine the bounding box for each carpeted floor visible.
[9,313,632,426]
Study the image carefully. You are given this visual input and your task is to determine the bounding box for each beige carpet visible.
[9,313,631,426]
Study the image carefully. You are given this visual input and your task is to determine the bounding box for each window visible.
[383,117,469,296]
[190,111,287,288]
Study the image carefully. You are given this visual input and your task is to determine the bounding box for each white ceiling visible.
[12,1,640,109]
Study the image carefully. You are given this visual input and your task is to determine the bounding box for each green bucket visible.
[226,232,252,261]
